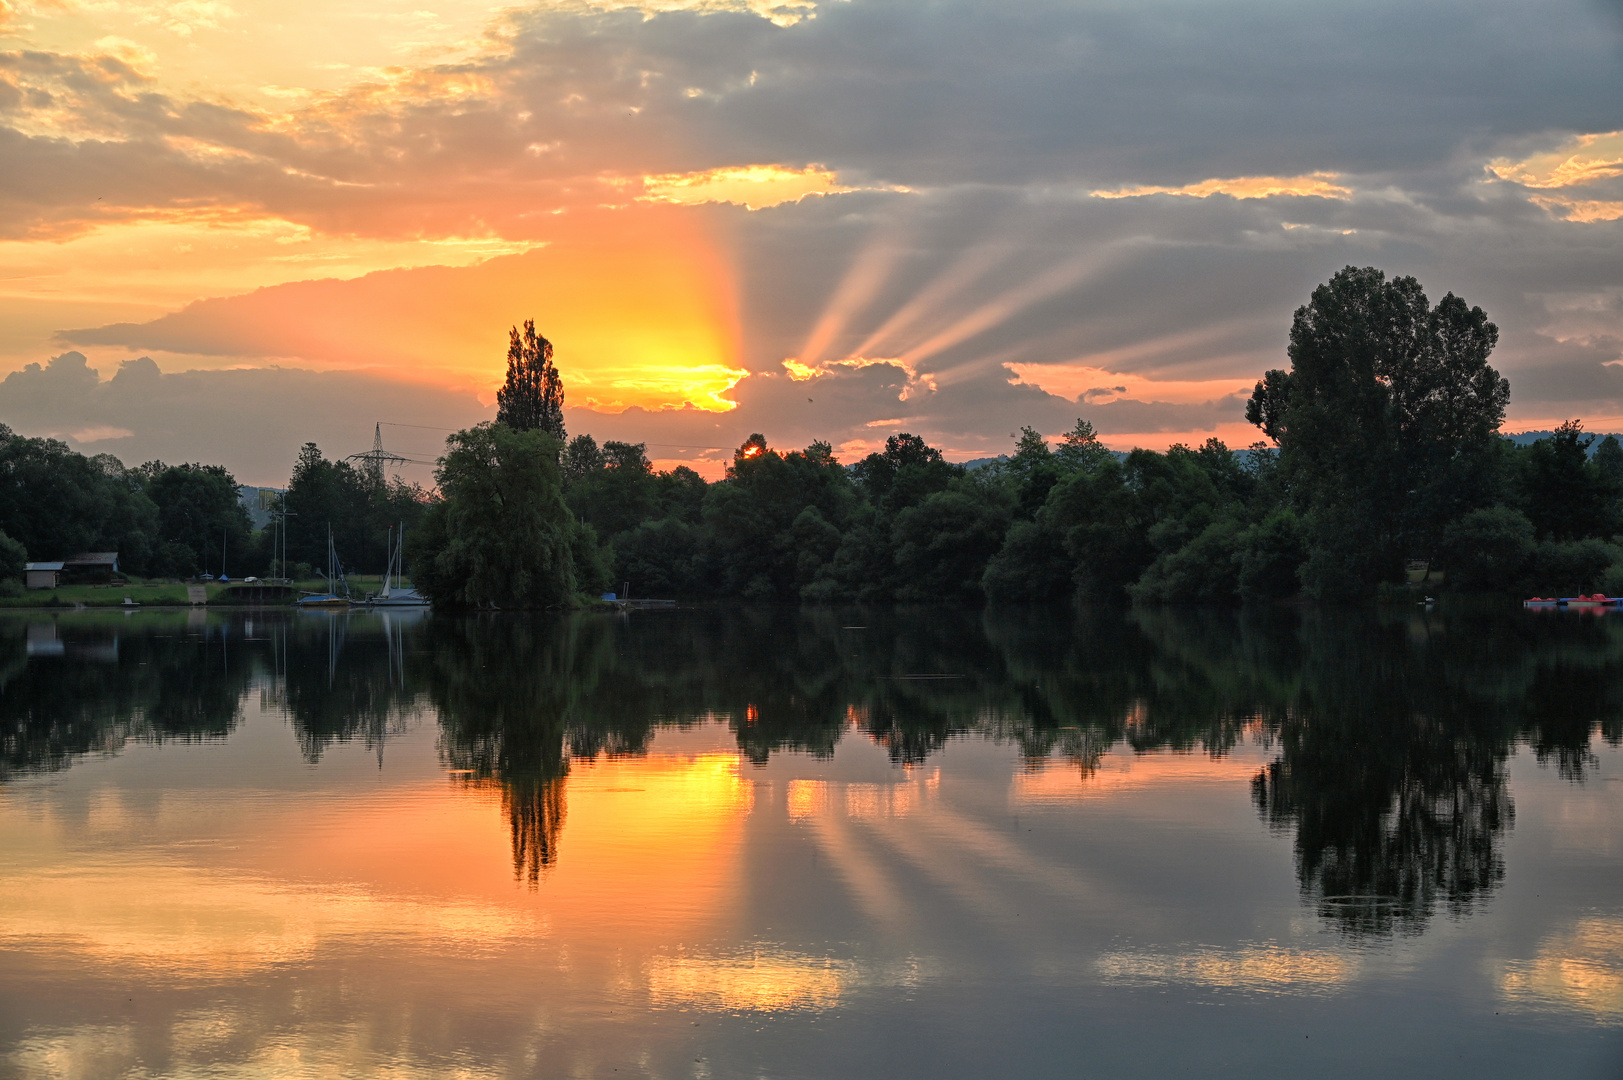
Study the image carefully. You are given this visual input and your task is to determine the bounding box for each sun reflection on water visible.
[1499,916,1623,1025]
[647,947,854,1012]
[1092,944,1356,995]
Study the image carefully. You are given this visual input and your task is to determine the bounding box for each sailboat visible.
[297,527,354,609]
[367,523,428,607]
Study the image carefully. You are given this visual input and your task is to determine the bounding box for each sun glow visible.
[0,746,758,981]
[647,948,853,1012]
[796,229,912,366]
[641,164,851,209]
[17,203,746,415]
[1003,362,1254,406]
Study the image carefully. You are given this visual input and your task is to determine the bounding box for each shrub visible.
[0,528,24,581]
[1128,517,1245,603]
[1238,509,1307,601]
[982,520,1072,602]
[1523,537,1620,595]
[1437,507,1535,591]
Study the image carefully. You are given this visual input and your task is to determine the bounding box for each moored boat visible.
[296,526,355,609]
[296,594,352,609]
[1524,594,1623,608]
[366,522,428,608]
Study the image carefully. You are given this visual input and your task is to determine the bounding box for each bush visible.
[1128,517,1245,603]
[1238,509,1306,601]
[1523,537,1620,596]
[613,518,700,598]
[0,528,24,581]
[982,520,1072,602]
[1437,507,1534,590]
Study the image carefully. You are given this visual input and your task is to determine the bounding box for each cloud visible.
[1527,195,1623,223]
[0,351,491,486]
[5,0,1623,243]
[1489,131,1623,189]
[1090,174,1352,201]
[68,424,135,442]
[5,0,1623,463]
[640,163,854,209]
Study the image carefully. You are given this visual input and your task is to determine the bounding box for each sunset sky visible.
[2,0,1620,484]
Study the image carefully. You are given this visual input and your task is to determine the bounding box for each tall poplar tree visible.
[496,320,566,438]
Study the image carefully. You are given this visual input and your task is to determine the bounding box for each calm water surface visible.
[1,605,1620,1079]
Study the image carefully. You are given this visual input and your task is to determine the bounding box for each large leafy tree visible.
[282,443,427,575]
[1246,266,1509,599]
[1515,421,1618,541]
[284,443,366,570]
[496,320,566,439]
[705,436,856,599]
[0,426,157,571]
[408,423,606,607]
[136,462,252,577]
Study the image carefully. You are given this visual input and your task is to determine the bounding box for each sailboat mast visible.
[382,525,394,598]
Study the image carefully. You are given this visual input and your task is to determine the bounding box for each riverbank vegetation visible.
[8,266,1623,604]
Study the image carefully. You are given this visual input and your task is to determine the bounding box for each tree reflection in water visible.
[0,613,250,780]
[3,603,1619,931]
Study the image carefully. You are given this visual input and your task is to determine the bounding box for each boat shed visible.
[24,561,64,590]
[62,552,120,584]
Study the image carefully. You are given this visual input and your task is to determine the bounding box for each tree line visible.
[0,426,256,583]
[9,268,1623,602]
[0,420,432,586]
[407,268,1623,606]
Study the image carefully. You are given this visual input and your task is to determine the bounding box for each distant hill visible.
[1503,430,1623,454]
[960,451,1130,471]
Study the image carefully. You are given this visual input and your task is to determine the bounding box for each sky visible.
[1,0,1621,485]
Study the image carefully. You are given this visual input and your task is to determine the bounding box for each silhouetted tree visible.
[135,462,252,577]
[408,422,607,607]
[496,320,566,439]
[1247,267,1509,599]
[1516,421,1617,541]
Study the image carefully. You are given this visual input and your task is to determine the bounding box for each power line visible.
[380,421,740,453]
[345,423,438,472]
[642,442,735,451]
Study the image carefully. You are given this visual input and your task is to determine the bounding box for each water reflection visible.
[2,603,1620,939]
[1499,915,1623,1023]
[0,614,247,780]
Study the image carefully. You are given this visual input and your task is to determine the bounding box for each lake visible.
[1,604,1619,1079]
